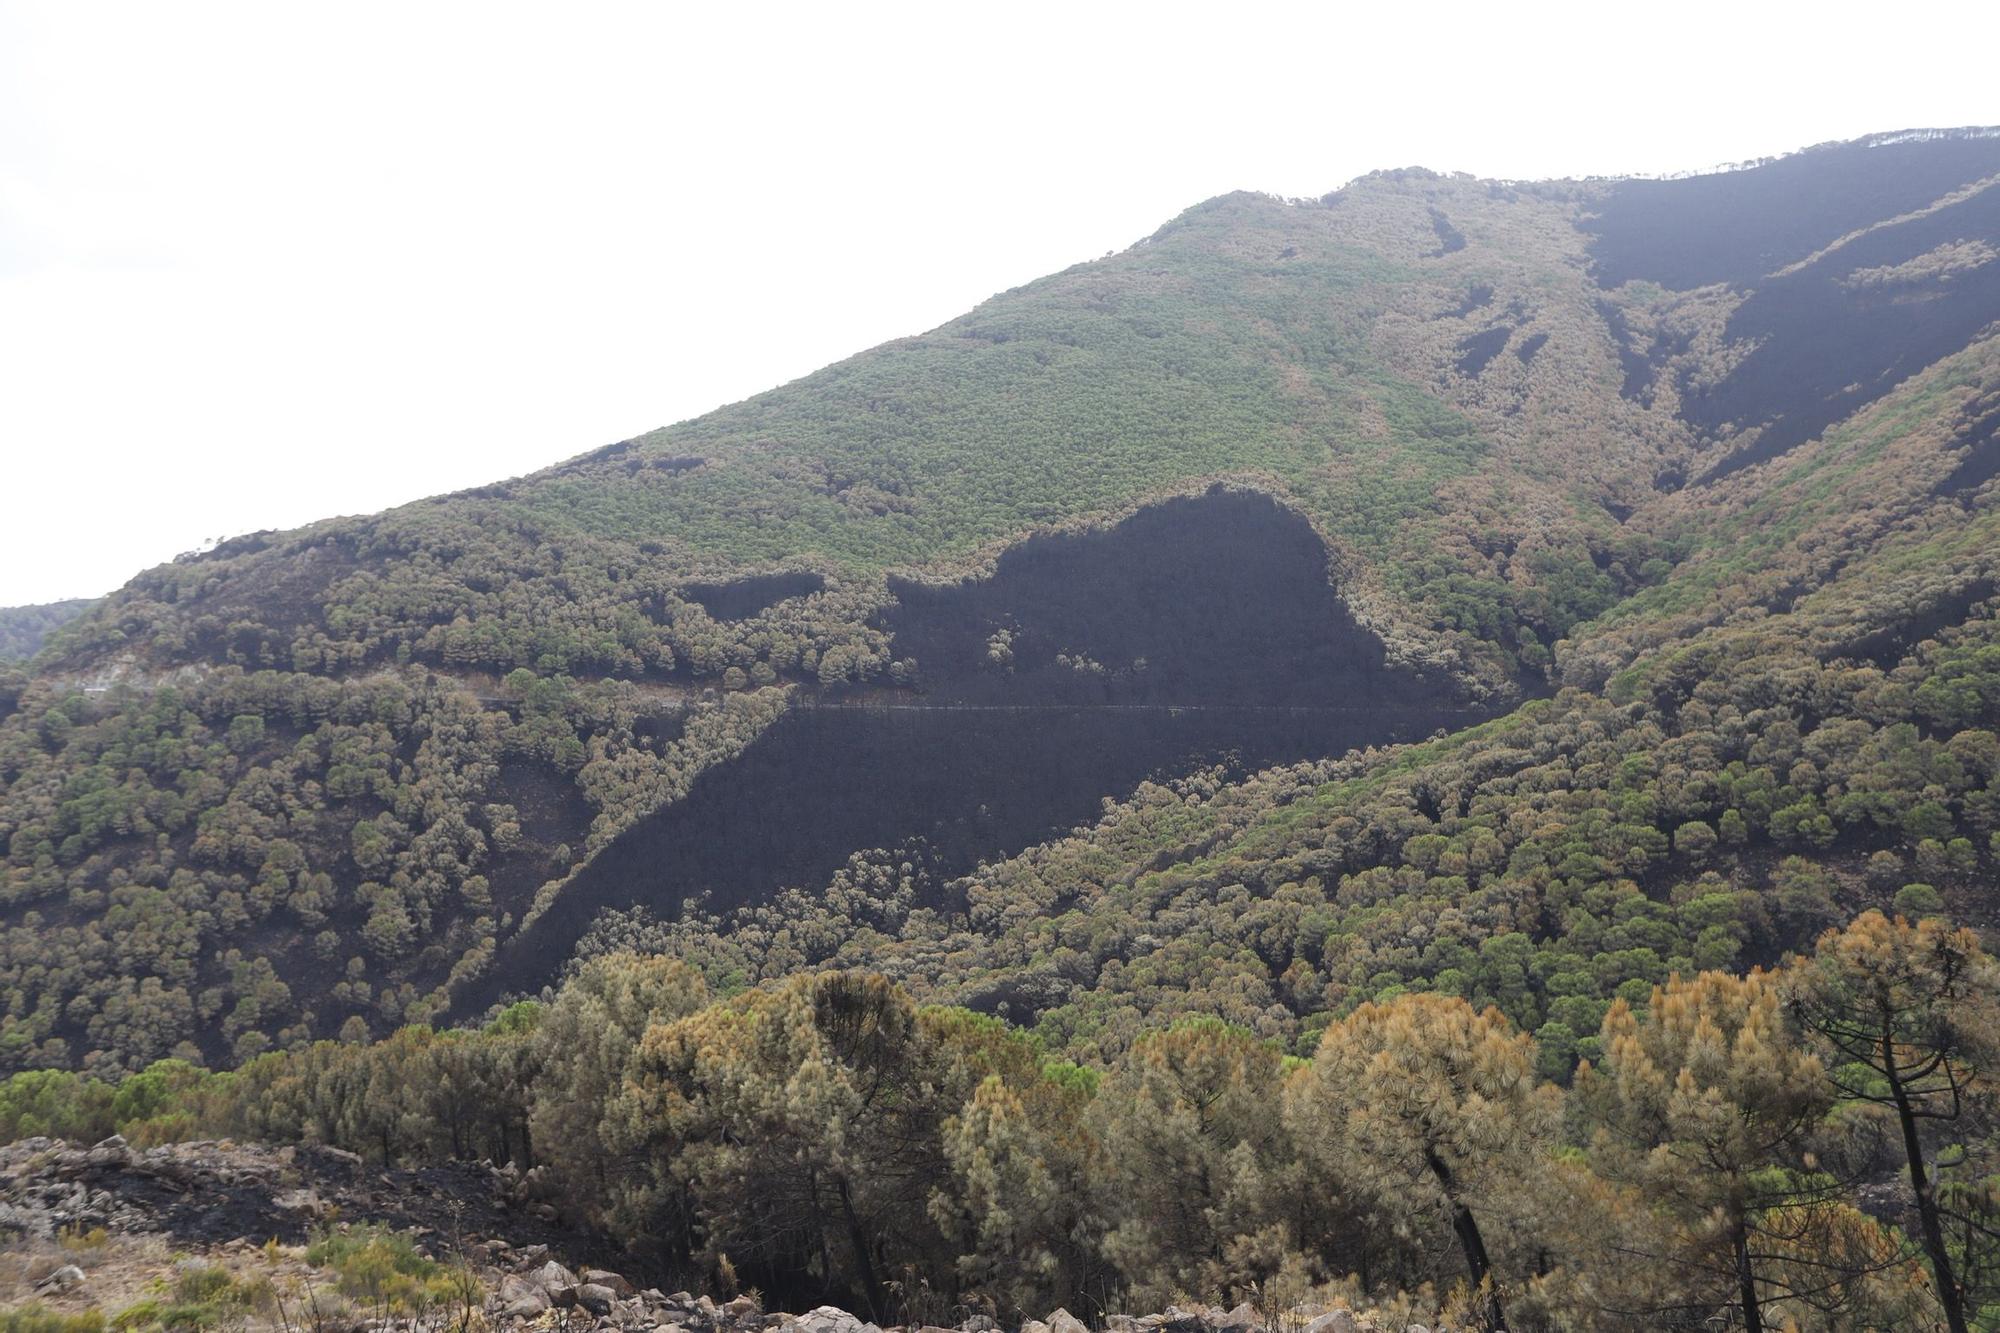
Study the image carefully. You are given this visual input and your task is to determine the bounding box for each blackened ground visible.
[1449,283,1494,317]
[682,571,825,621]
[1594,300,1653,401]
[1427,207,1467,256]
[1693,182,2000,479]
[880,490,1448,708]
[457,490,1477,1012]
[1584,131,2000,290]
[1455,326,1513,378]
[1593,299,1694,406]
[0,1139,633,1273]
[1939,400,2000,495]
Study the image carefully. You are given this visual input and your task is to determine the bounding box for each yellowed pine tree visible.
[1784,910,2000,1333]
[1088,1018,1310,1310]
[1286,993,1558,1332]
[1577,969,1915,1331]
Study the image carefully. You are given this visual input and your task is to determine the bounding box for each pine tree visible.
[1784,911,2000,1333]
[1089,1018,1310,1309]
[931,1070,1100,1321]
[1288,994,1556,1331]
[527,951,708,1225]
[628,972,960,1317]
[1577,969,1904,1330]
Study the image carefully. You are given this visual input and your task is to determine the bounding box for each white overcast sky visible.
[2,1,1996,606]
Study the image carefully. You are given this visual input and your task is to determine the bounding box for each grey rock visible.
[798,1307,864,1333]
[1304,1315,1357,1333]
[1047,1312,1090,1333]
[272,1187,321,1214]
[1021,1322,1051,1333]
[583,1269,636,1298]
[499,1275,551,1313]
[37,1264,85,1292]
[529,1259,579,1297]
[84,1136,130,1168]
[1212,1305,1259,1332]
[305,1144,365,1170]
[576,1284,618,1316]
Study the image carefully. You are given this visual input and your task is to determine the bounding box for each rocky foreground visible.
[0,1139,1429,1333]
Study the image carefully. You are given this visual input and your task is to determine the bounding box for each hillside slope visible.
[3,128,2000,1069]
[0,601,94,663]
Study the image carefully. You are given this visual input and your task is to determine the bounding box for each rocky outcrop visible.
[0,1136,610,1257]
[0,1138,1428,1333]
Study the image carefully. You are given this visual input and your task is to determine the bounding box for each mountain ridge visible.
[4,127,2000,1072]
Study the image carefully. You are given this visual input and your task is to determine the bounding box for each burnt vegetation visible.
[5,127,2000,1329]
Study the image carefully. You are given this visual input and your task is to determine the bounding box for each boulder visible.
[1021,1322,1051,1333]
[798,1307,864,1333]
[576,1283,618,1316]
[272,1187,322,1215]
[583,1269,636,1299]
[529,1259,579,1297]
[1304,1315,1357,1333]
[1212,1305,1259,1332]
[1103,1320,1143,1333]
[723,1295,762,1319]
[37,1264,85,1292]
[299,1143,364,1171]
[83,1136,130,1169]
[1046,1311,1089,1333]
[498,1274,551,1313]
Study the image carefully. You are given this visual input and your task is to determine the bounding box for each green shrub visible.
[1,1307,107,1333]
[304,1226,477,1314]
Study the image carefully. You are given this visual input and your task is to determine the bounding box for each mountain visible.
[4,127,2000,1073]
[0,599,95,662]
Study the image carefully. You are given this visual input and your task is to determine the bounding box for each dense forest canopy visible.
[5,126,2000,1327]
[0,600,94,663]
